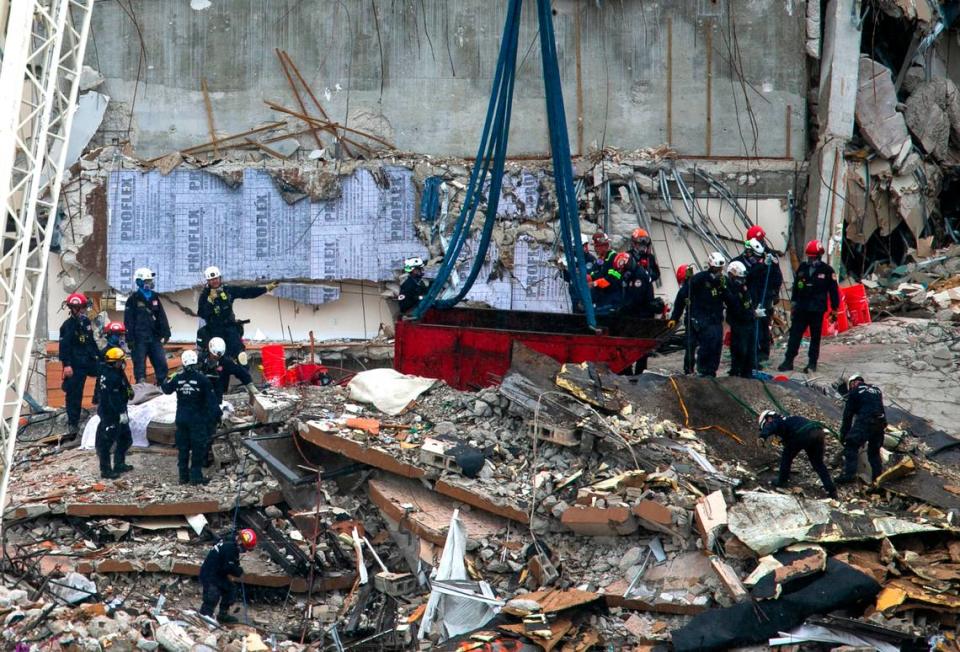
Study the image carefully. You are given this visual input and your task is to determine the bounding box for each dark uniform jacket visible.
[792,260,840,313]
[198,285,267,333]
[97,365,133,424]
[629,249,660,283]
[622,262,655,316]
[399,275,429,313]
[160,367,220,426]
[760,415,824,446]
[841,383,886,438]
[724,278,755,326]
[199,537,243,584]
[59,315,100,371]
[670,271,726,325]
[124,290,171,346]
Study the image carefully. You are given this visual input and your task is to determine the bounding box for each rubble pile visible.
[8,342,960,649]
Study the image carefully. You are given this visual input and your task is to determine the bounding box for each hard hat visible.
[104,321,126,335]
[580,234,591,246]
[758,409,779,428]
[403,257,425,273]
[707,252,726,269]
[208,337,226,356]
[134,267,155,282]
[727,261,747,278]
[746,225,766,241]
[613,252,631,271]
[105,347,126,362]
[746,238,765,256]
[238,528,257,550]
[805,239,825,257]
[675,264,691,284]
[848,372,864,384]
[181,350,199,367]
[592,232,610,246]
[631,228,650,241]
[203,266,222,281]
[66,292,88,307]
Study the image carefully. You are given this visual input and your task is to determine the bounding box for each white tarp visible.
[81,392,178,450]
[418,510,499,641]
[347,368,436,416]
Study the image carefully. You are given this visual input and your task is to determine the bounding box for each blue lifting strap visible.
[412,0,596,330]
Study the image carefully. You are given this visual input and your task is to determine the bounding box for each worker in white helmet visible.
[124,267,170,384]
[398,257,429,313]
[197,265,279,362]
[667,252,728,377]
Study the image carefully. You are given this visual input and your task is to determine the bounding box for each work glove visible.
[207,292,216,304]
[265,281,280,292]
[63,365,73,379]
[119,413,129,425]
[754,307,766,318]
[667,320,677,329]
[237,351,248,366]
[160,337,168,345]
[765,253,777,265]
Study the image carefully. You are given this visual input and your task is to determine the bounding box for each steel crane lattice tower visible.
[0,0,96,533]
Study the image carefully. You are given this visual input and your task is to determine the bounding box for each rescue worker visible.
[199,528,257,624]
[622,253,657,318]
[161,350,221,485]
[93,321,129,406]
[59,292,101,438]
[745,225,767,249]
[197,266,279,359]
[837,373,887,484]
[96,348,135,479]
[558,235,596,314]
[201,337,255,403]
[627,228,660,283]
[758,410,837,499]
[724,261,756,378]
[736,239,783,366]
[778,240,840,373]
[589,232,615,280]
[672,265,696,375]
[580,233,597,271]
[101,321,128,357]
[668,252,727,376]
[592,252,629,316]
[398,257,429,313]
[124,268,170,384]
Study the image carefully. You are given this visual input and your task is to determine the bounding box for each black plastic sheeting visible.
[671,559,881,652]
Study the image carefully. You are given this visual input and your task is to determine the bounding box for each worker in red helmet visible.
[745,225,766,243]
[778,239,840,374]
[627,228,660,283]
[591,251,629,315]
[199,528,257,624]
[673,264,696,374]
[58,292,101,438]
[93,321,128,407]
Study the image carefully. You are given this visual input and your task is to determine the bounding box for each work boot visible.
[190,476,210,486]
[218,613,239,625]
[827,489,838,499]
[65,425,79,440]
[803,364,817,373]
[835,475,856,485]
[179,474,190,485]
[245,383,259,396]
[113,451,134,474]
[777,360,793,372]
[100,468,119,480]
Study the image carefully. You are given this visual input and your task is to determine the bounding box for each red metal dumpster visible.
[394,307,671,390]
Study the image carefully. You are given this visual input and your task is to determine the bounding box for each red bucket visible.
[261,344,288,386]
[842,284,872,326]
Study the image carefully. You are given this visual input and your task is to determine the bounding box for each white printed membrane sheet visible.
[106,167,426,304]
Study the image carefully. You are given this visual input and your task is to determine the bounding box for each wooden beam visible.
[200,78,219,157]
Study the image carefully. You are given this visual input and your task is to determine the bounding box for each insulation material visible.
[347,368,436,416]
[418,510,498,641]
[105,168,427,302]
[80,392,179,450]
[273,284,341,305]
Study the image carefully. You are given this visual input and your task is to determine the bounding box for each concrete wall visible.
[87,0,807,159]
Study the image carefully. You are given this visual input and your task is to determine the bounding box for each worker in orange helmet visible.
[778,239,839,374]
[628,228,660,283]
[58,292,100,438]
[199,528,257,624]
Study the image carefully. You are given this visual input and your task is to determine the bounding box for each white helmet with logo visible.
[134,267,155,282]
[727,261,747,278]
[403,257,425,273]
[204,266,222,281]
[208,337,226,356]
[181,350,199,367]
[707,252,726,269]
[746,239,765,256]
[758,409,779,428]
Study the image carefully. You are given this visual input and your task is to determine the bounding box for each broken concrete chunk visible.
[694,491,727,551]
[709,556,749,603]
[560,504,638,537]
[855,56,912,160]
